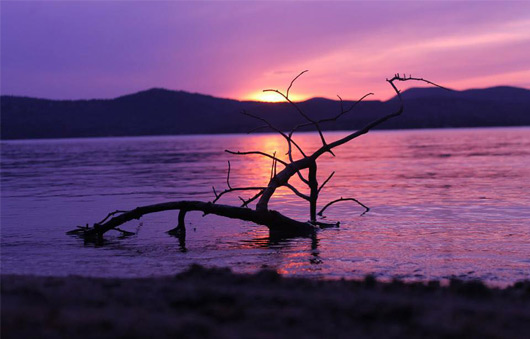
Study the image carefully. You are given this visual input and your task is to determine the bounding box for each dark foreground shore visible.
[2,265,530,339]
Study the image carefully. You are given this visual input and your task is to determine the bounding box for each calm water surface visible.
[1,128,529,286]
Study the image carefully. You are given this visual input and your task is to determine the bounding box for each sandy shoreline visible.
[2,265,529,338]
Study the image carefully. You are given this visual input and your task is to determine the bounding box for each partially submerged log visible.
[67,201,318,241]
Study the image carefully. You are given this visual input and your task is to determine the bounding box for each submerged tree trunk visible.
[68,200,317,241]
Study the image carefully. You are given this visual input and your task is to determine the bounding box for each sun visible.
[245,91,306,103]
[255,91,285,103]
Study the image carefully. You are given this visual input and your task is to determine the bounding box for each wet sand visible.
[2,265,529,338]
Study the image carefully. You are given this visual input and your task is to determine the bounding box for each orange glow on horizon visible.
[244,90,308,103]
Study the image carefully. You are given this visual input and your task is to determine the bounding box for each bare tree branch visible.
[262,89,333,155]
[226,161,232,189]
[317,197,370,217]
[212,159,269,203]
[212,186,218,198]
[286,70,308,99]
[257,75,447,214]
[239,190,264,208]
[262,70,335,154]
[392,74,451,91]
[325,92,374,123]
[337,94,344,112]
[68,200,317,240]
[242,110,307,159]
[318,171,335,194]
[212,186,267,204]
[240,109,310,185]
[114,227,135,236]
[97,210,129,225]
[311,75,448,159]
[270,151,278,179]
[295,169,310,185]
[247,125,269,134]
[284,183,310,201]
[288,92,374,135]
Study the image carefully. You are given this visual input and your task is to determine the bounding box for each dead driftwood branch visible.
[318,197,370,217]
[67,201,317,241]
[68,73,446,243]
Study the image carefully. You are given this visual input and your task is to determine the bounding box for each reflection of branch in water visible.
[167,211,188,252]
[239,233,323,265]
[311,234,319,251]
[309,234,322,265]
[177,234,187,253]
[240,232,315,250]
[135,221,143,235]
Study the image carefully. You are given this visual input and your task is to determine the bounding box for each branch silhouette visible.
[68,73,447,243]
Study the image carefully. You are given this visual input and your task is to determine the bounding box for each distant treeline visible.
[1,86,529,140]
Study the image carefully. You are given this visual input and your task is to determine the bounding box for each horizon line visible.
[1,84,528,103]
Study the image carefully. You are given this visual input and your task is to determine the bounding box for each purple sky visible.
[2,1,530,101]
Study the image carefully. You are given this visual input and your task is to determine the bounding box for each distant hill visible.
[1,86,529,140]
[398,86,530,103]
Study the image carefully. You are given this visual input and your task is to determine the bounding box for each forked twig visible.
[211,159,269,204]
[212,186,267,204]
[239,190,264,208]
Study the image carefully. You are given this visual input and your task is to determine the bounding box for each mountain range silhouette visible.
[2,86,529,139]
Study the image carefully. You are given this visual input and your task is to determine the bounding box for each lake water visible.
[1,128,529,286]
